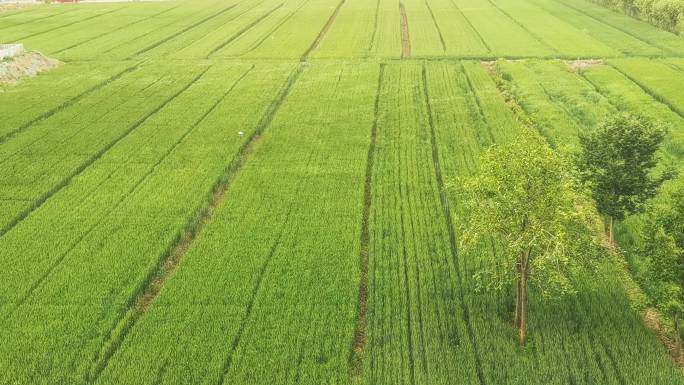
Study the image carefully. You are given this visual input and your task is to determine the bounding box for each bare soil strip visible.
[350,63,385,381]
[207,2,284,57]
[424,65,486,385]
[86,64,304,384]
[301,0,346,59]
[400,3,411,58]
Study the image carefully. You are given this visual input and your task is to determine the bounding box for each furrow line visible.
[0,67,207,240]
[350,63,385,381]
[53,5,182,54]
[0,7,79,31]
[607,62,684,119]
[300,0,346,60]
[424,0,446,53]
[485,0,557,53]
[0,64,138,146]
[366,0,381,55]
[238,0,312,57]
[207,2,284,58]
[5,66,253,325]
[399,3,411,58]
[86,63,303,384]
[14,7,126,41]
[447,0,491,53]
[131,2,242,57]
[422,64,486,385]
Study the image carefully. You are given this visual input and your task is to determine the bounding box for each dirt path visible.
[400,3,411,58]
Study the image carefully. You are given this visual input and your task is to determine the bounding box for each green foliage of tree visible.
[641,185,684,357]
[457,129,603,346]
[576,112,674,242]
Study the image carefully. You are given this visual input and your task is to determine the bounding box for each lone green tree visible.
[458,130,601,346]
[641,188,684,358]
[576,112,674,244]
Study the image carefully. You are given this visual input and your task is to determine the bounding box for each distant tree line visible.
[592,0,684,35]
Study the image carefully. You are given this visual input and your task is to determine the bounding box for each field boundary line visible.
[399,3,411,58]
[54,5,182,55]
[484,0,557,54]
[86,64,304,384]
[0,64,138,146]
[0,67,207,241]
[131,2,243,58]
[207,2,284,58]
[14,6,127,41]
[552,0,671,55]
[607,62,684,119]
[301,0,346,59]
[424,63,487,385]
[5,66,254,325]
[366,0,381,55]
[460,64,496,144]
[349,63,385,381]
[424,0,446,53]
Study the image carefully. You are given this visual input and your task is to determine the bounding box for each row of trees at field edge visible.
[458,112,683,353]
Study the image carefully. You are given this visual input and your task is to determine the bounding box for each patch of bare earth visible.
[0,3,35,13]
[399,2,410,58]
[0,51,61,86]
[641,308,684,368]
[567,59,603,72]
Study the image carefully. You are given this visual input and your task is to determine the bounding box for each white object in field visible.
[238,131,244,136]
[0,44,24,60]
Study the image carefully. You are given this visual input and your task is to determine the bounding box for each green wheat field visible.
[2,0,684,384]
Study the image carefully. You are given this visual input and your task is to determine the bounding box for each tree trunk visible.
[519,269,528,346]
[608,215,614,245]
[674,314,682,360]
[515,264,522,328]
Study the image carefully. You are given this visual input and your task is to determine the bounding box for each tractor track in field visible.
[0,64,138,147]
[350,63,385,380]
[422,64,487,385]
[131,2,243,58]
[237,0,312,58]
[0,7,79,31]
[14,7,127,41]
[424,0,446,53]
[216,152,313,385]
[399,3,411,58]
[54,5,182,55]
[207,2,284,58]
[86,64,304,384]
[447,0,491,54]
[4,66,254,325]
[301,0,346,59]
[366,0,381,55]
[0,68,205,242]
[484,0,557,54]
